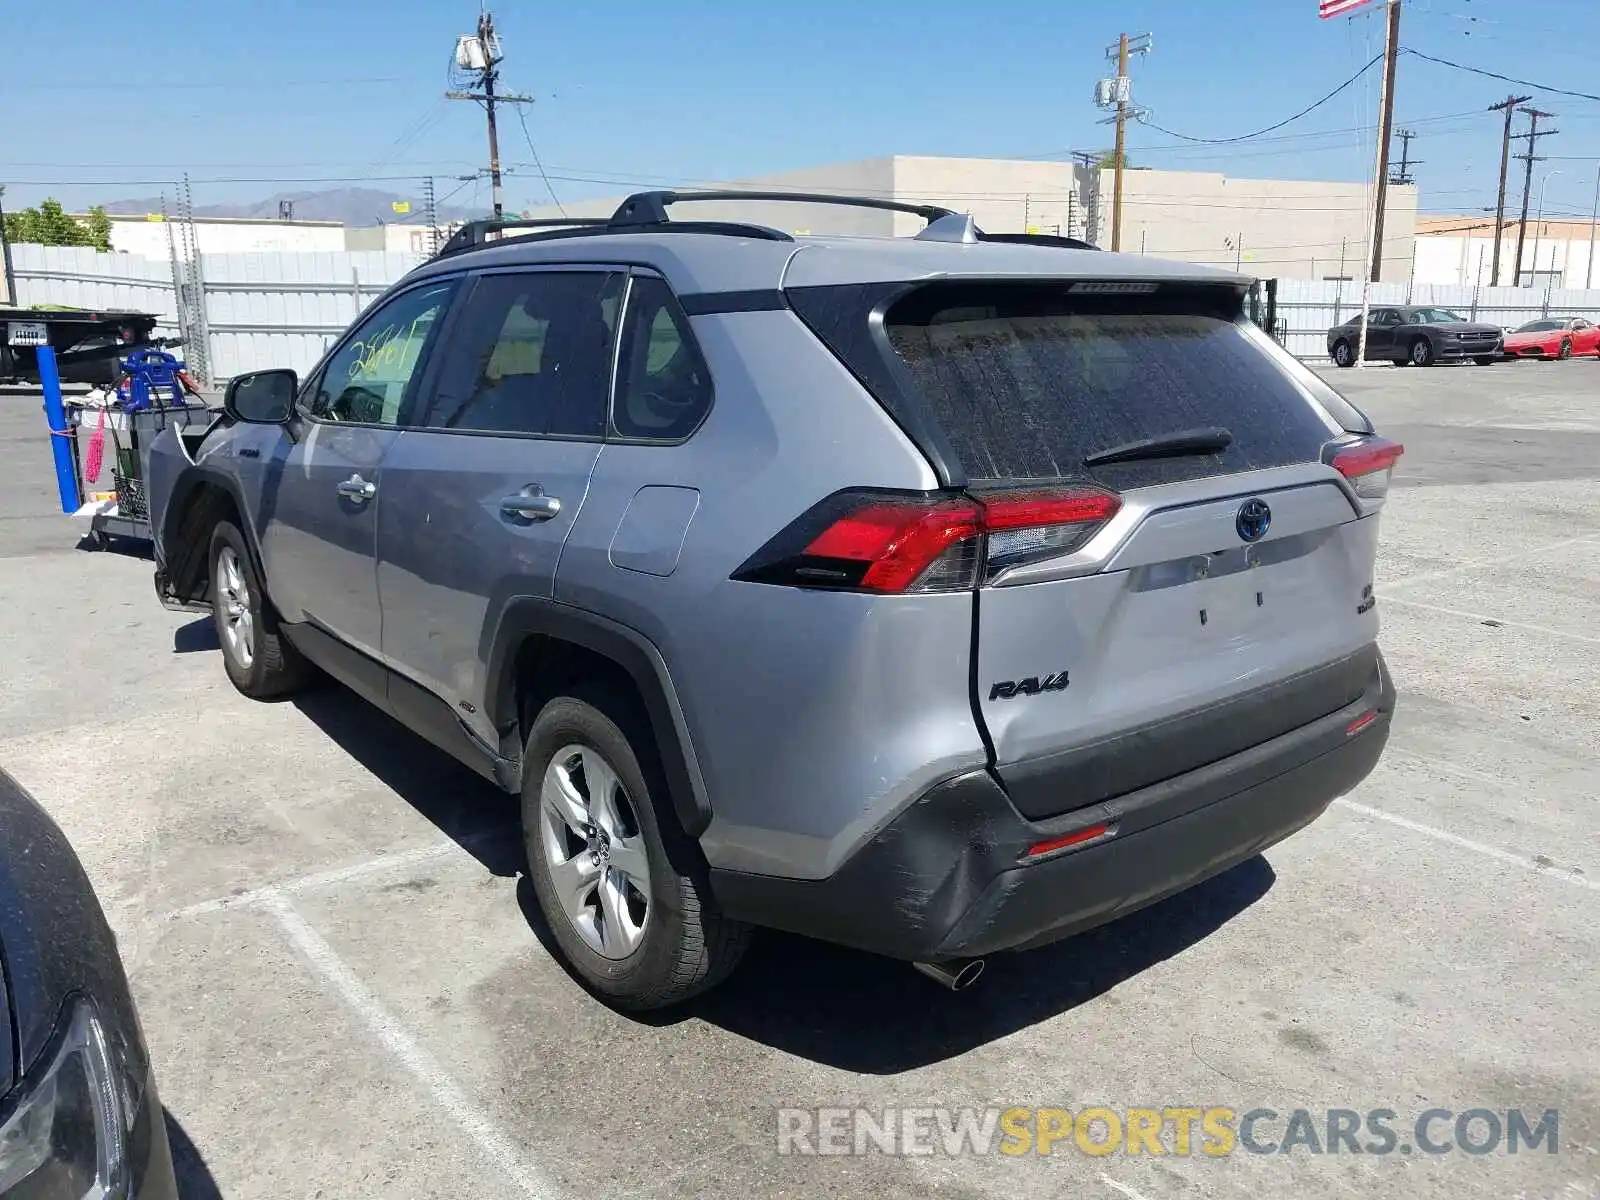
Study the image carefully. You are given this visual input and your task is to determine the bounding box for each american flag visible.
[1320,0,1375,16]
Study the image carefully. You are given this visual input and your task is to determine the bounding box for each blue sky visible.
[2,0,1598,221]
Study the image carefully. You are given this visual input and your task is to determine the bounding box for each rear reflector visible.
[734,486,1121,593]
[1345,709,1379,736]
[1329,436,1405,501]
[1025,823,1112,859]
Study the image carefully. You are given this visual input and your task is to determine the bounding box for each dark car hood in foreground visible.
[0,768,146,1092]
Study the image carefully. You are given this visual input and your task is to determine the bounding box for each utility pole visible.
[0,184,15,307]
[422,176,439,254]
[1100,33,1151,251]
[1111,33,1129,251]
[1354,0,1398,364]
[1487,95,1531,286]
[1071,151,1099,245]
[1389,129,1419,186]
[1586,162,1599,289]
[1368,0,1402,283]
[446,11,534,220]
[1512,108,1558,288]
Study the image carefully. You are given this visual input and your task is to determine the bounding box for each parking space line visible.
[1333,799,1598,892]
[1100,1174,1156,1200]
[1378,595,1600,646]
[167,828,517,921]
[264,891,555,1199]
[1379,534,1597,592]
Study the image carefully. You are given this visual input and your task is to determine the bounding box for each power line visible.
[514,106,566,216]
[1401,47,1600,104]
[1135,53,1383,144]
[0,173,453,186]
[1,75,411,91]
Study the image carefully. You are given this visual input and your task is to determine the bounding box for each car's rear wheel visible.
[1558,338,1572,360]
[209,521,312,700]
[522,685,750,1010]
[1331,340,1355,368]
[1409,337,1435,367]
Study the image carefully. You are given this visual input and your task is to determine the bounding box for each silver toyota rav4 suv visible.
[150,192,1399,1009]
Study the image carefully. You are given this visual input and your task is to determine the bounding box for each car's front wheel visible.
[1409,337,1435,367]
[522,685,750,1010]
[1331,340,1355,368]
[209,521,312,700]
[1558,338,1572,360]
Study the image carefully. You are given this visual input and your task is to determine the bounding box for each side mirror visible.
[224,369,298,424]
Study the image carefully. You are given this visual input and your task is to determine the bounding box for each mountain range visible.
[100,187,481,227]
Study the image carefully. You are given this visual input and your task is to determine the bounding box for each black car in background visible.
[0,768,177,1198]
[1327,305,1504,368]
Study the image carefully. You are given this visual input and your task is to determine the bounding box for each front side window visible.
[612,276,712,441]
[422,271,623,437]
[1409,308,1467,324]
[310,280,457,425]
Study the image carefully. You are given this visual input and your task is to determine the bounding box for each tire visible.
[1558,339,1572,360]
[1473,356,1498,366]
[1408,337,1435,368]
[1331,340,1355,368]
[209,521,312,700]
[522,684,750,1010]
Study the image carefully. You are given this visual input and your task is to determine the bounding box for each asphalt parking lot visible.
[1,359,1596,1200]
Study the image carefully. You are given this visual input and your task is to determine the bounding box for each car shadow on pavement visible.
[291,685,525,879]
[681,855,1277,1074]
[165,1109,224,1199]
[172,616,217,654]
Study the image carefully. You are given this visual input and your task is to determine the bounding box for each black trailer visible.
[2,307,163,387]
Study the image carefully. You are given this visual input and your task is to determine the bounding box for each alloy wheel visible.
[539,744,652,960]
[216,546,255,669]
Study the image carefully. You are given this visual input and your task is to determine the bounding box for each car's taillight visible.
[733,486,1121,593]
[1328,436,1404,501]
[979,490,1123,576]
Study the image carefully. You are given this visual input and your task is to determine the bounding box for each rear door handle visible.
[500,488,562,522]
[336,474,377,501]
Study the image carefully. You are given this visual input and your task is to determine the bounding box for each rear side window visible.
[612,277,712,441]
[881,282,1335,489]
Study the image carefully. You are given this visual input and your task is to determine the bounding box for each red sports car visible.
[1501,317,1600,360]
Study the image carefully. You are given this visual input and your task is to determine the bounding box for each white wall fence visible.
[15,244,1600,377]
[9,243,424,383]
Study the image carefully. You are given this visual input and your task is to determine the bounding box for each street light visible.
[1533,169,1562,286]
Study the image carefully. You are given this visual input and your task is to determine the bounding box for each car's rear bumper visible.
[711,649,1395,960]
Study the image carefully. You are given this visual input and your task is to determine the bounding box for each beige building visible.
[1413,215,1600,289]
[520,155,1417,281]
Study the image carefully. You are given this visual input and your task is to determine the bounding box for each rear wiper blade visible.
[1083,426,1233,468]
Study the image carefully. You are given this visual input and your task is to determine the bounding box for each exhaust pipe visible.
[913,958,985,991]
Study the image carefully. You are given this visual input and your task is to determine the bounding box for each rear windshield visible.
[1516,320,1561,332]
[879,282,1335,489]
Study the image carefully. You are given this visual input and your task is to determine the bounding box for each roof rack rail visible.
[430,195,1100,261]
[610,190,958,227]
[976,231,1100,252]
[436,217,608,257]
